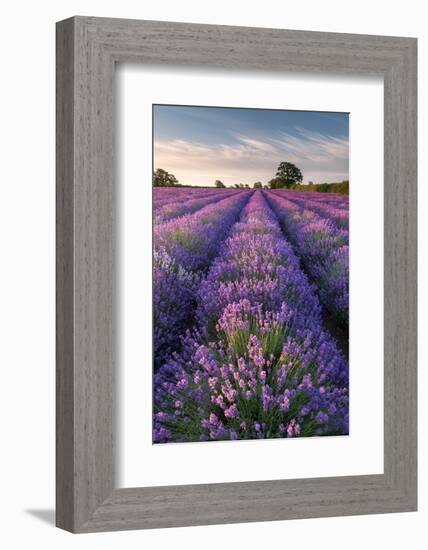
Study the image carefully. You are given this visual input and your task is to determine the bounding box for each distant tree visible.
[268,177,284,189]
[253,181,263,189]
[271,161,303,188]
[214,179,226,188]
[317,183,330,193]
[263,184,268,190]
[153,168,179,187]
[234,183,241,189]
[244,184,250,189]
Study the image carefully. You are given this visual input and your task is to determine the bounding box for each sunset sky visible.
[153,105,349,187]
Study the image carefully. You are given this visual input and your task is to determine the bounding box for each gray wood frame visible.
[56,16,417,533]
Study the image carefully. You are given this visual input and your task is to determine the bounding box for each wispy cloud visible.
[154,129,348,187]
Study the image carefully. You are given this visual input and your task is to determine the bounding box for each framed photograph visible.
[56,16,417,532]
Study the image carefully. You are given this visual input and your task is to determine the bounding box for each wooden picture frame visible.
[56,16,417,533]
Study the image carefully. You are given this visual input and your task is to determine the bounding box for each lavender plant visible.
[264,191,349,329]
[154,192,348,443]
[273,190,349,229]
[153,191,251,367]
[155,189,237,223]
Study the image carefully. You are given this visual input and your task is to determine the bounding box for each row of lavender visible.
[154,189,241,224]
[154,187,229,210]
[154,191,348,443]
[264,190,349,329]
[287,190,349,208]
[153,191,251,368]
[273,190,348,229]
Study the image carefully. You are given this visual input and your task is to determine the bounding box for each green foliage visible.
[289,180,349,195]
[330,180,350,194]
[214,179,226,188]
[168,227,205,254]
[253,181,263,189]
[317,183,331,193]
[220,312,290,362]
[268,177,285,189]
[153,168,179,187]
[271,161,303,188]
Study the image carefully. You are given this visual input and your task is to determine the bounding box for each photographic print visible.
[152,105,349,444]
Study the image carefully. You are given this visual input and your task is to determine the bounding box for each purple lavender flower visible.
[264,190,349,328]
[153,191,349,444]
[153,191,251,367]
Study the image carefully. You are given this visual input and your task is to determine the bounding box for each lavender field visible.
[153,187,349,443]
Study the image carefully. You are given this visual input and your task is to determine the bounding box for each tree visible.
[317,183,330,193]
[271,161,303,189]
[153,168,179,187]
[253,181,263,189]
[268,177,284,189]
[214,180,226,188]
[244,184,250,189]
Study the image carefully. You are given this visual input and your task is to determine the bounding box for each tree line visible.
[153,162,348,194]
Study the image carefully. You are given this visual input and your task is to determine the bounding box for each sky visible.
[153,105,349,187]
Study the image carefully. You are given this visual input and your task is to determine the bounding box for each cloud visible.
[154,129,348,186]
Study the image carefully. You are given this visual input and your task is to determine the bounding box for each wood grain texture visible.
[56,18,75,531]
[56,16,417,533]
